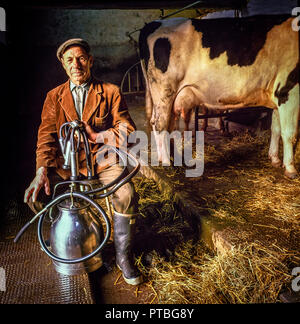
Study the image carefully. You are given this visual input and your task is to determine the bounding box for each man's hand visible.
[83,121,98,143]
[24,167,50,203]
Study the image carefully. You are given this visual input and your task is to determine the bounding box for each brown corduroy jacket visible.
[36,77,136,179]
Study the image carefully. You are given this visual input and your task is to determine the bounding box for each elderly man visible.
[24,38,142,285]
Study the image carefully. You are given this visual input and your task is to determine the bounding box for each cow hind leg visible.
[200,118,208,132]
[199,106,208,131]
[278,85,300,179]
[182,109,192,132]
[217,116,225,133]
[269,109,282,168]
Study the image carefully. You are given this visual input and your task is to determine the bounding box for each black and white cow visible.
[139,15,299,178]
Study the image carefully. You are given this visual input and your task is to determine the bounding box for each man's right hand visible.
[24,167,51,203]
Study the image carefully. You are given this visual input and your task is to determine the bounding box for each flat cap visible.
[56,38,90,60]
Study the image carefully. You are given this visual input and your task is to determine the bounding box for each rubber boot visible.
[113,211,143,285]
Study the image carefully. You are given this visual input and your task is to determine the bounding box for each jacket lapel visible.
[82,79,103,122]
[58,80,79,121]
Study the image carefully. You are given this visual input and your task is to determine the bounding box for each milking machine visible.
[14,120,140,275]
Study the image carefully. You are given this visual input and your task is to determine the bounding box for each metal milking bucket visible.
[44,197,104,275]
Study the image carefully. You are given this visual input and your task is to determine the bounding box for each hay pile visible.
[133,176,198,261]
[131,173,299,304]
[146,240,298,304]
[131,129,300,304]
[196,130,300,231]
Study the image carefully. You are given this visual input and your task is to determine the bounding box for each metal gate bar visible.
[120,62,145,96]
[194,106,271,132]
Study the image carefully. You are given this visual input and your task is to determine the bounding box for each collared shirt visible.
[70,77,91,119]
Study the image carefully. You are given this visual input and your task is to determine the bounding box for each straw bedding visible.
[131,129,300,304]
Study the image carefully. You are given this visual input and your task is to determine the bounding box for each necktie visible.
[75,86,84,119]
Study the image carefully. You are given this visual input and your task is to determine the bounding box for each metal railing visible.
[120,61,145,96]
[194,106,271,132]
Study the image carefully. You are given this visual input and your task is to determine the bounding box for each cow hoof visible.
[284,170,298,179]
[271,160,282,168]
[269,156,282,168]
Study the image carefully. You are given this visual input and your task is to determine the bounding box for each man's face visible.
[61,46,93,85]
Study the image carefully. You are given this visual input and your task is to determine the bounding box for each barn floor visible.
[0,97,299,304]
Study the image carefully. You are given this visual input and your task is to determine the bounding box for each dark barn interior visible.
[0,0,247,200]
[0,0,299,305]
